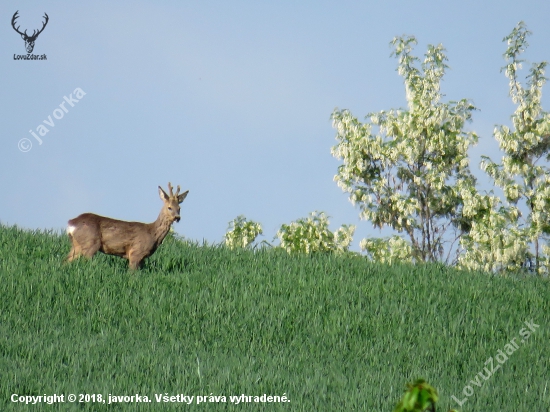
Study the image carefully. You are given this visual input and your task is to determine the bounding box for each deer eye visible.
[168,207,173,211]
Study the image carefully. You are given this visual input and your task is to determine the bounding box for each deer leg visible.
[129,259,141,270]
[66,236,83,262]
[128,249,146,270]
[80,239,101,259]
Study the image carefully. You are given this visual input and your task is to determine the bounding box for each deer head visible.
[158,182,188,223]
[11,11,49,53]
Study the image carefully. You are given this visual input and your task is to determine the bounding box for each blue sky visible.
[1,1,549,251]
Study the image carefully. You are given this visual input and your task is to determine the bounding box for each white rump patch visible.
[66,225,76,235]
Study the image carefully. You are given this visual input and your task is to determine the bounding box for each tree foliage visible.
[459,21,550,275]
[393,379,440,412]
[331,36,478,264]
[224,215,263,249]
[360,235,413,265]
[276,211,355,255]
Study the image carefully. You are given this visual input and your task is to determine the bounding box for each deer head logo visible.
[11,11,49,53]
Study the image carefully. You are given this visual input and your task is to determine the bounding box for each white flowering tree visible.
[458,188,528,273]
[459,22,550,275]
[276,211,355,255]
[224,215,263,250]
[360,236,413,265]
[331,36,478,264]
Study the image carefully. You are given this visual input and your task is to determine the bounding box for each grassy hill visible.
[0,224,548,411]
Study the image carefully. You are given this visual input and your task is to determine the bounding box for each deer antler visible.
[11,11,49,40]
[11,11,25,37]
[167,182,182,198]
[31,13,49,39]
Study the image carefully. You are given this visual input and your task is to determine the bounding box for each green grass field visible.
[0,224,548,411]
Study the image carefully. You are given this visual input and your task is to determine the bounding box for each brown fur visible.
[66,183,188,270]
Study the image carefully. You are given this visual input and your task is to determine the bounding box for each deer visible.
[66,183,189,270]
[11,11,49,54]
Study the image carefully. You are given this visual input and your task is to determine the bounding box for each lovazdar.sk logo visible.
[11,10,48,60]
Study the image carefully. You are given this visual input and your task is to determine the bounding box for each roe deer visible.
[66,183,189,270]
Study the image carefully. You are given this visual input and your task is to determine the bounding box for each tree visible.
[360,235,413,265]
[393,379,442,412]
[276,211,355,254]
[331,36,478,264]
[458,189,528,273]
[460,22,550,275]
[224,215,263,249]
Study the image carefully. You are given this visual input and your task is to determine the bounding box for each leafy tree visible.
[224,215,263,249]
[393,378,458,412]
[393,379,437,412]
[457,188,527,273]
[276,211,355,254]
[331,36,478,264]
[459,22,550,275]
[360,235,413,264]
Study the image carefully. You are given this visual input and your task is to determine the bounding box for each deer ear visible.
[178,190,189,204]
[158,186,169,202]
